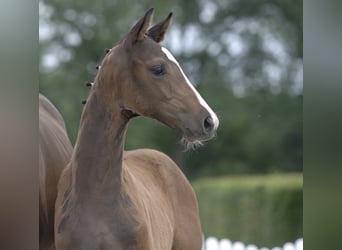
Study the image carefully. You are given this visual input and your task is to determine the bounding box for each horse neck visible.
[71,89,128,200]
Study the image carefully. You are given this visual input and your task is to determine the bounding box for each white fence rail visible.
[203,237,303,250]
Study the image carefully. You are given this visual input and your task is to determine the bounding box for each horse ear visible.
[125,8,154,46]
[147,12,173,43]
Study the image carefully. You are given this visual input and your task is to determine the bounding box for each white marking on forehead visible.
[161,47,219,129]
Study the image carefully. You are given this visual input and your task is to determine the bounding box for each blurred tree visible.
[39,0,302,179]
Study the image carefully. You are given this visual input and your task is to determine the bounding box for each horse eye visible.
[149,65,166,76]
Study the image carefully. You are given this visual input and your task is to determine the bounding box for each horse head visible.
[94,8,219,147]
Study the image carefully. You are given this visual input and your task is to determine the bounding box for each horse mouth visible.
[151,114,217,149]
[180,127,216,150]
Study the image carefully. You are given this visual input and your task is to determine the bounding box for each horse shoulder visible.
[123,148,196,200]
[123,149,202,249]
[123,148,184,186]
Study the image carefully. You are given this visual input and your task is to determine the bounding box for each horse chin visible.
[180,129,217,151]
[121,109,140,119]
[180,131,215,151]
[180,137,204,151]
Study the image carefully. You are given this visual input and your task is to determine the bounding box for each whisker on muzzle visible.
[179,137,204,152]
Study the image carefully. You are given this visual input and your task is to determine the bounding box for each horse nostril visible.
[203,116,214,133]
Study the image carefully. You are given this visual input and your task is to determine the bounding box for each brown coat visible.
[55,8,218,250]
[39,94,73,249]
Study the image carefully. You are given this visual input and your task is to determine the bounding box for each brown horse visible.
[55,8,219,250]
[39,94,73,249]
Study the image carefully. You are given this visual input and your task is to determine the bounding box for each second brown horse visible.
[40,94,73,249]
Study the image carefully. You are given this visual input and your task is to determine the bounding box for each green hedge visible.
[192,174,302,248]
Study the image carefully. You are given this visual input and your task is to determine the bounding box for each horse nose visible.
[203,115,215,134]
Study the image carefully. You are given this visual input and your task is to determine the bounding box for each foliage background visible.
[193,174,303,247]
[39,0,302,179]
[39,0,302,244]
